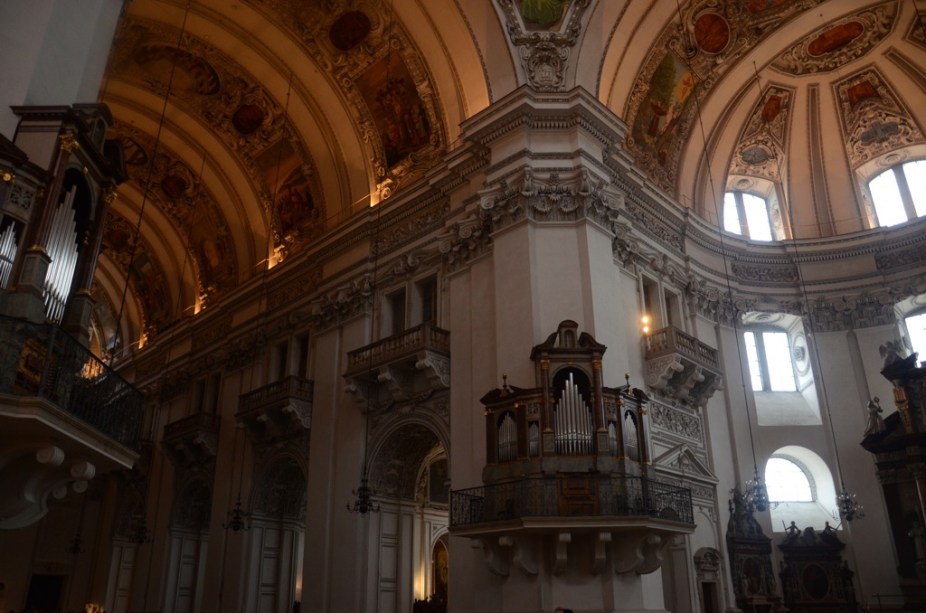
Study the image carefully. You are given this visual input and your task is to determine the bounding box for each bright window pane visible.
[742,193,773,241]
[763,332,796,391]
[870,169,907,226]
[724,192,742,235]
[902,161,926,217]
[743,332,764,391]
[907,312,926,361]
[766,457,812,501]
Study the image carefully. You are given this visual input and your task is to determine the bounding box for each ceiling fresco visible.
[84,0,925,350]
[834,66,925,169]
[728,85,794,184]
[112,125,238,308]
[101,211,174,338]
[624,0,826,192]
[108,17,325,262]
[240,0,446,198]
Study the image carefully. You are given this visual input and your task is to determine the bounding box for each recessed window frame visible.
[743,329,797,392]
[724,190,774,241]
[765,455,816,503]
[868,160,926,227]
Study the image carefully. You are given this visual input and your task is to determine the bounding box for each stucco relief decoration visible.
[244,0,445,198]
[479,168,623,230]
[729,87,793,182]
[625,0,822,192]
[112,125,237,307]
[496,0,590,92]
[906,12,926,49]
[102,212,173,336]
[834,67,925,168]
[771,4,898,76]
[109,18,325,261]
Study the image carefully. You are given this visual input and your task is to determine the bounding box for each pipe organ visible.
[42,185,80,322]
[0,222,18,288]
[553,371,594,455]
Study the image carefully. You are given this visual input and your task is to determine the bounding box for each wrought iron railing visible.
[0,315,144,450]
[450,476,693,527]
[644,325,719,369]
[345,321,450,374]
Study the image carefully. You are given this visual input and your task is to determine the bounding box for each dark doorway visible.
[25,574,65,611]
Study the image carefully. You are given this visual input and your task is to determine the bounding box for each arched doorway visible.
[367,421,449,612]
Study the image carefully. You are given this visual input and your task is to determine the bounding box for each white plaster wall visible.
[0,1,121,139]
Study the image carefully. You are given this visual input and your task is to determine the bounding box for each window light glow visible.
[869,169,906,227]
[742,193,772,241]
[904,160,926,217]
[723,192,741,235]
[765,457,813,502]
[907,312,926,361]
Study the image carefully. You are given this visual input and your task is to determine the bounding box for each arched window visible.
[868,160,926,227]
[724,191,773,241]
[766,447,838,532]
[765,457,813,502]
[743,330,796,392]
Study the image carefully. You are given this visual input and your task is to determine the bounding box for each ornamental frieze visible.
[731,261,798,284]
[649,402,703,443]
[770,4,898,76]
[478,168,623,230]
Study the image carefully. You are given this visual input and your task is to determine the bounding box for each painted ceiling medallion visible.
[771,4,897,75]
[329,11,372,51]
[231,104,265,135]
[694,13,730,54]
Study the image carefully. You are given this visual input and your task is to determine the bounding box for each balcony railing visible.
[345,321,450,375]
[238,375,314,415]
[0,315,144,450]
[644,325,719,369]
[450,476,693,528]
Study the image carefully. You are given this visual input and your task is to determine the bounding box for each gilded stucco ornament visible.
[496,0,590,93]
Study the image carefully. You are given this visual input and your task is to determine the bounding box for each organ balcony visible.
[236,375,313,445]
[0,315,143,528]
[450,321,693,577]
[344,321,450,409]
[643,325,723,407]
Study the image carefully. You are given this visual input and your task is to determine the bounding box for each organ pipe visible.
[42,185,79,322]
[553,372,593,455]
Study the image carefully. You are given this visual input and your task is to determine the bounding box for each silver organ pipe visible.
[554,372,593,455]
[42,185,80,322]
[498,412,518,462]
[0,222,17,289]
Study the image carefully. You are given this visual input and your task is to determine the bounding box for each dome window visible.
[868,160,926,227]
[724,191,773,241]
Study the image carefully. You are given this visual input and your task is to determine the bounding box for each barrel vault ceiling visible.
[93,0,926,354]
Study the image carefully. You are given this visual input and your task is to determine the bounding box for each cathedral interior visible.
[2,1,926,612]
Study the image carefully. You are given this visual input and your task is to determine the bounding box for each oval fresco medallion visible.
[808,22,864,56]
[694,13,730,54]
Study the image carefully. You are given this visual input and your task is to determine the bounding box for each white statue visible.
[865,396,885,435]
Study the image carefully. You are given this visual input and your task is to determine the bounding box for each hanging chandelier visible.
[744,467,770,513]
[224,494,250,532]
[837,486,864,522]
[347,465,381,515]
